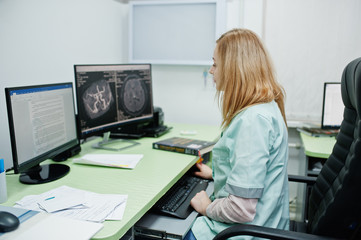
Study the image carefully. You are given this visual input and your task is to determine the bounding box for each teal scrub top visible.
[192,101,290,240]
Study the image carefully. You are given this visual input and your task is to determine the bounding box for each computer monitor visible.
[74,64,153,151]
[5,83,79,184]
[321,82,343,129]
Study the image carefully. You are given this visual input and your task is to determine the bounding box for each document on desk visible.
[73,153,143,169]
[0,205,103,240]
[14,185,128,223]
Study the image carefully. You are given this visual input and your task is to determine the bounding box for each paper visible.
[105,196,128,220]
[56,194,126,222]
[14,185,128,223]
[0,211,103,240]
[73,154,143,169]
[38,194,87,213]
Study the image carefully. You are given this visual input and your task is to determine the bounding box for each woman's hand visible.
[190,190,211,216]
[193,162,213,180]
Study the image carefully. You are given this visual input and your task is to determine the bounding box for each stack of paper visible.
[14,185,128,223]
[73,154,143,169]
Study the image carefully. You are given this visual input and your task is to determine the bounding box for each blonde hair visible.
[215,28,286,129]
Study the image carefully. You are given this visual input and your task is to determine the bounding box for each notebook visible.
[298,82,342,137]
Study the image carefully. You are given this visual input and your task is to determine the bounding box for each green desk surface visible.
[3,123,220,240]
[299,132,336,158]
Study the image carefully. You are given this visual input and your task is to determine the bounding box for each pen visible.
[45,196,55,201]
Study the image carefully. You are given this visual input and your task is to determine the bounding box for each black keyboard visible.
[153,175,208,219]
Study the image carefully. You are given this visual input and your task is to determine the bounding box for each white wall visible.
[0,0,129,169]
[264,0,361,122]
[1,0,361,170]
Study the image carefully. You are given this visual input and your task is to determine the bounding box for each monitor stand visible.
[92,131,140,151]
[20,163,70,184]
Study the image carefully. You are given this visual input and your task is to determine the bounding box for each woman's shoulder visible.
[228,103,272,130]
[236,101,278,120]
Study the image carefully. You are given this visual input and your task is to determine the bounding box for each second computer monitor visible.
[321,82,343,129]
[74,64,153,150]
[5,82,79,184]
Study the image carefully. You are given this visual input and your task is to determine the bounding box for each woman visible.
[187,28,290,239]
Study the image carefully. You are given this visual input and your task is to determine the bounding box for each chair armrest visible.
[288,174,317,185]
[213,223,340,240]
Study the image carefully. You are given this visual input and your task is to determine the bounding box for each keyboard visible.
[153,175,209,219]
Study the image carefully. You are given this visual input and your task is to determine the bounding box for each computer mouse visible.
[0,211,20,233]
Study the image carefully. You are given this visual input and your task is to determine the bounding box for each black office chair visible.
[214,57,361,240]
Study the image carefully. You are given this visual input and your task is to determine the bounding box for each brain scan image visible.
[120,75,148,116]
[82,80,114,119]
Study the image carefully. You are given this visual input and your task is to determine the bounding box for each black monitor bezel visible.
[5,82,79,174]
[73,63,154,140]
[321,82,342,129]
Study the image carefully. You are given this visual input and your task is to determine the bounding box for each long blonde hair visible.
[215,28,286,129]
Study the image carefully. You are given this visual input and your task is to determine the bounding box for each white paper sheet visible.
[73,154,143,169]
[14,186,128,223]
[0,211,103,240]
[38,194,87,213]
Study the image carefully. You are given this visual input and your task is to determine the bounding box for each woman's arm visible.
[190,191,257,224]
[206,195,257,223]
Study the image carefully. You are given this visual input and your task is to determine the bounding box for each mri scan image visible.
[82,80,114,119]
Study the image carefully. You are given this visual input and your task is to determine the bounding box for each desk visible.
[299,133,336,176]
[2,123,220,240]
[299,133,336,159]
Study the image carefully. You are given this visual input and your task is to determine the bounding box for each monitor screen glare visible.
[5,83,79,184]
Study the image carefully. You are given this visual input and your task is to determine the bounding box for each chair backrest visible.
[307,57,361,238]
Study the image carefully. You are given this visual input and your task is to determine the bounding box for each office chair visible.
[214,57,361,240]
